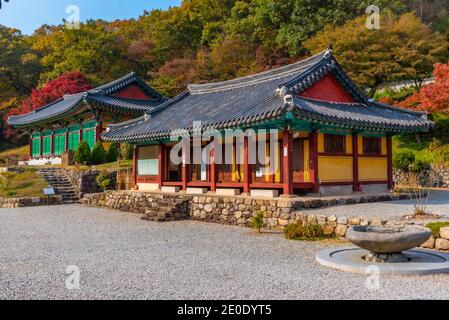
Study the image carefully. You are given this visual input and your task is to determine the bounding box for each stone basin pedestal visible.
[346,226,431,263]
[315,225,449,275]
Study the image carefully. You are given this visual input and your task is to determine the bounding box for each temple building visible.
[103,48,433,197]
[8,73,167,165]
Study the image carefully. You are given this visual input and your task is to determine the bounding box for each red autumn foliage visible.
[5,71,92,137]
[398,62,449,113]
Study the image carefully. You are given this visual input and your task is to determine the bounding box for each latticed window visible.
[324,134,345,154]
[137,146,159,176]
[363,137,381,155]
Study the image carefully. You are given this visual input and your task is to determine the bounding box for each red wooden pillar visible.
[352,133,360,192]
[182,140,188,191]
[210,140,217,192]
[29,134,33,158]
[39,133,44,159]
[133,145,138,190]
[282,130,294,195]
[157,144,164,189]
[79,126,84,143]
[95,122,102,142]
[51,131,55,156]
[310,131,319,193]
[65,130,69,152]
[243,136,250,194]
[387,135,393,190]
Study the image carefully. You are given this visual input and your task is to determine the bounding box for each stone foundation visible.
[81,191,407,229]
[0,195,63,208]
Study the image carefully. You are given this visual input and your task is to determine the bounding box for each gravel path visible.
[305,190,449,221]
[1,204,449,300]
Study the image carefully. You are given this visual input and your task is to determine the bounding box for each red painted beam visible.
[133,146,138,190]
[310,131,319,193]
[387,135,393,190]
[29,134,33,158]
[243,136,250,194]
[352,134,360,192]
[95,122,102,142]
[182,141,188,191]
[210,141,217,192]
[51,132,55,156]
[40,134,44,159]
[157,144,164,189]
[282,130,294,195]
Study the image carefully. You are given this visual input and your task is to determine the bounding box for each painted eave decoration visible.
[102,48,434,144]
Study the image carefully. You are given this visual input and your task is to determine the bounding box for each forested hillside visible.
[0,0,448,151]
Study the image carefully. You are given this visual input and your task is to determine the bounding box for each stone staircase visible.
[38,168,79,203]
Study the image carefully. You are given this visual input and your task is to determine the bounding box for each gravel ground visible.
[1,204,449,300]
[305,190,449,221]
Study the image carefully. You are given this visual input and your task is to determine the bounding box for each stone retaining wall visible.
[61,169,117,197]
[394,165,449,188]
[0,195,63,208]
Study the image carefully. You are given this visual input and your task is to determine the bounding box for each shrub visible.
[121,142,134,160]
[393,150,415,172]
[251,212,265,233]
[74,141,91,165]
[106,142,119,163]
[284,222,305,240]
[425,222,449,237]
[96,172,111,191]
[91,142,107,165]
[410,159,430,173]
[284,222,325,240]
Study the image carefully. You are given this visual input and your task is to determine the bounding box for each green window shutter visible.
[54,135,65,155]
[32,138,41,157]
[43,136,52,156]
[69,132,80,151]
[83,129,95,149]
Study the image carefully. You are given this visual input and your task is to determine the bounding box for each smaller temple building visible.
[8,73,166,165]
[103,48,433,197]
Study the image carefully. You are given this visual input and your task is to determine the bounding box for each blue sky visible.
[0,0,182,34]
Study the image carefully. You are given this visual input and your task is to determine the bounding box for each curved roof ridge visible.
[188,51,327,94]
[297,96,363,106]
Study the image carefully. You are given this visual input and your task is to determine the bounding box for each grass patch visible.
[425,222,449,237]
[0,169,48,198]
[0,146,29,166]
[58,159,133,172]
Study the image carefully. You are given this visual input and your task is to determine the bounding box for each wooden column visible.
[182,141,188,191]
[65,130,69,152]
[29,134,33,158]
[95,122,102,143]
[243,136,250,194]
[133,145,138,190]
[51,131,55,156]
[39,133,44,158]
[387,135,393,190]
[157,144,164,189]
[210,140,217,192]
[352,133,360,192]
[310,131,319,193]
[282,130,294,195]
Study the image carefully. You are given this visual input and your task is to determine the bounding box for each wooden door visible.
[292,139,305,182]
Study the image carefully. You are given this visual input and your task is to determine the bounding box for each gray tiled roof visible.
[8,73,166,128]
[101,50,434,143]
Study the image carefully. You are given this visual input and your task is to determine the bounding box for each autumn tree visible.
[305,13,448,96]
[398,62,449,113]
[4,71,92,137]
